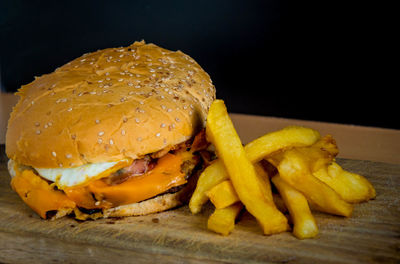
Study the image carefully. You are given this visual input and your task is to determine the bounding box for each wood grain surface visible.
[0,146,399,264]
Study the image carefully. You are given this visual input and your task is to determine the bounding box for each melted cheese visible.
[88,153,187,207]
[11,170,76,219]
[10,151,192,218]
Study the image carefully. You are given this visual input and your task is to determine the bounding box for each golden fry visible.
[207,203,243,236]
[206,163,273,209]
[206,180,239,209]
[272,175,318,239]
[189,161,228,214]
[244,126,321,163]
[254,162,273,201]
[206,100,288,235]
[313,162,376,203]
[189,125,320,214]
[274,149,353,217]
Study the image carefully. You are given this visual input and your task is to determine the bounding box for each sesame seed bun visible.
[6,41,216,168]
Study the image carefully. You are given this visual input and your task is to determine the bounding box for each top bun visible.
[6,41,216,168]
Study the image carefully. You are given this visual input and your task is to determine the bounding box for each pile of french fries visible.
[189,100,376,239]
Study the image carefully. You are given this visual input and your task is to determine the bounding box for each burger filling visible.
[10,130,210,220]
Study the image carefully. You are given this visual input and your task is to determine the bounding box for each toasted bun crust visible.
[103,183,192,218]
[6,41,215,168]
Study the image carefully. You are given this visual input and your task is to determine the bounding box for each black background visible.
[1,1,397,129]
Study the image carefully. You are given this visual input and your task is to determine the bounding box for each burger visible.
[6,41,216,220]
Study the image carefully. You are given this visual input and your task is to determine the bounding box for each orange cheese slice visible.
[11,151,192,218]
[11,170,76,219]
[87,153,187,207]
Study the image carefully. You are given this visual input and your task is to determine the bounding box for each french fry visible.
[313,162,376,203]
[207,203,243,236]
[189,125,320,214]
[253,162,273,201]
[272,175,318,239]
[206,163,272,209]
[206,100,288,235]
[206,180,239,209]
[274,149,353,217]
[189,161,228,214]
[244,126,321,163]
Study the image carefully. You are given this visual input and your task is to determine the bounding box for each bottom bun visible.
[72,166,201,220]
[103,184,192,218]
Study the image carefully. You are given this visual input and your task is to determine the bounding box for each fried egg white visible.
[34,159,131,189]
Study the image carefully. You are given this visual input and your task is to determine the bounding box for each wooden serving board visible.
[0,150,399,263]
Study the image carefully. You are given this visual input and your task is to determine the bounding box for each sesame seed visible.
[36,130,41,135]
[67,107,73,111]
[167,108,172,112]
[135,85,141,89]
[128,91,135,95]
[118,78,124,82]
[160,123,166,128]
[59,163,63,168]
[139,101,144,105]
[137,137,142,141]
[128,82,133,86]
[120,97,125,102]
[44,124,48,129]
[48,122,52,126]
[149,68,155,73]
[95,119,100,124]
[35,122,40,127]
[156,133,161,137]
[105,72,110,76]
[135,118,140,123]
[175,117,180,122]
[121,129,126,136]
[52,151,57,157]
[98,131,105,136]
[71,134,76,140]
[98,138,103,144]
[66,154,72,159]
[109,139,114,145]
[123,117,128,123]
